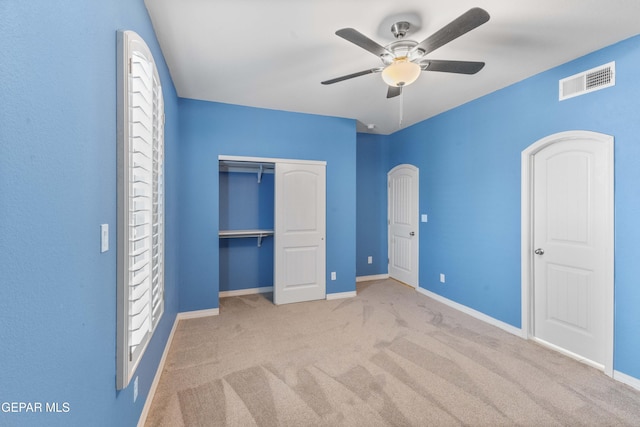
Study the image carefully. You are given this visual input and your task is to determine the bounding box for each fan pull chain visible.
[399,88,404,129]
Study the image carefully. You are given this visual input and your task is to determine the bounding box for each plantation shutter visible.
[117,30,164,390]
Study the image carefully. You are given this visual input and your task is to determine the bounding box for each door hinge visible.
[128,57,132,74]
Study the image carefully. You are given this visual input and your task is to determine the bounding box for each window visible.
[116,30,164,390]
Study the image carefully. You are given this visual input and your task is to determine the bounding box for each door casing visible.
[521,130,614,376]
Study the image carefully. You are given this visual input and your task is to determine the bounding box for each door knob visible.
[409,231,415,236]
[534,248,544,255]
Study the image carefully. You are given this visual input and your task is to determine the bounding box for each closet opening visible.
[218,155,327,306]
[219,159,275,299]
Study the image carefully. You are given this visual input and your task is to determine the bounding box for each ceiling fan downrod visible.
[391,21,411,39]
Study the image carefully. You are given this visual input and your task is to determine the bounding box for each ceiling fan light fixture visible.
[381,57,421,87]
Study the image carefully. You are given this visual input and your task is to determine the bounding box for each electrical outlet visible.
[331,272,336,281]
[440,273,445,283]
[367,256,373,264]
[133,376,138,402]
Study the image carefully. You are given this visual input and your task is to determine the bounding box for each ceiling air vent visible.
[559,61,615,101]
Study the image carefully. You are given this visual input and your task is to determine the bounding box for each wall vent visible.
[559,61,615,101]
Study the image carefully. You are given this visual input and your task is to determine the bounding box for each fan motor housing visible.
[382,40,424,65]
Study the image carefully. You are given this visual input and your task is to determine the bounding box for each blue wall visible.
[0,1,179,426]
[219,172,274,292]
[386,35,640,379]
[178,100,357,311]
[356,133,389,277]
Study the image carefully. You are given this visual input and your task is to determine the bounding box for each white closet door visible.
[274,162,326,304]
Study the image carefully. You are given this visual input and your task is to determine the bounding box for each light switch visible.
[331,272,336,281]
[101,224,109,253]
[421,214,428,223]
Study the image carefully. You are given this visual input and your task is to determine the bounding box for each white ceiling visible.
[145,0,640,135]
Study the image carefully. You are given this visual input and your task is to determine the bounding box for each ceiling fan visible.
[321,7,490,98]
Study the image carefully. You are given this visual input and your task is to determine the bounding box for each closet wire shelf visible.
[218,229,274,247]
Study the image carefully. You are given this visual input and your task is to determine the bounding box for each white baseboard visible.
[614,370,640,391]
[356,274,389,282]
[416,287,523,337]
[219,286,273,298]
[176,308,220,320]
[326,291,357,300]
[137,315,180,427]
[220,287,357,301]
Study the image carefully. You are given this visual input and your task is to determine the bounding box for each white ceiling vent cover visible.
[559,61,615,100]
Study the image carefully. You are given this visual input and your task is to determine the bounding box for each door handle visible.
[534,248,544,255]
[409,231,415,236]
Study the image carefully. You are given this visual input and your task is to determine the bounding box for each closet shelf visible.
[219,229,274,247]
[219,160,274,183]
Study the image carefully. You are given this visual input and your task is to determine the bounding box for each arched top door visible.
[388,164,419,288]
[521,130,613,375]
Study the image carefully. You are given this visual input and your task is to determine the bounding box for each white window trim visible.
[116,30,165,390]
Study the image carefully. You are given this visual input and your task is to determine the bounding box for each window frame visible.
[116,30,165,390]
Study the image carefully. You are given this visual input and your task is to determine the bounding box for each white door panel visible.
[274,162,326,304]
[532,136,612,366]
[388,165,418,287]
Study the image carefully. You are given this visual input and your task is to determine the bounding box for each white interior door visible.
[388,164,419,288]
[531,134,613,368]
[274,162,326,305]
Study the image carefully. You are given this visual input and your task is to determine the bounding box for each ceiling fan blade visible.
[422,60,485,74]
[414,8,490,56]
[336,28,390,57]
[387,85,402,98]
[321,67,382,85]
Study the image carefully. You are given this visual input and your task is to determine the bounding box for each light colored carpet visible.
[145,279,640,426]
